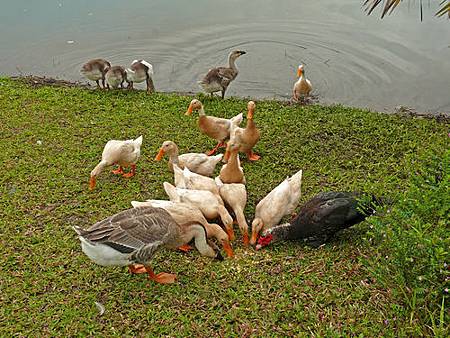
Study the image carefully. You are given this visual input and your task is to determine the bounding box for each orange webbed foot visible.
[112,166,124,175]
[151,272,177,284]
[128,264,147,274]
[177,244,193,252]
[122,172,135,178]
[247,151,261,161]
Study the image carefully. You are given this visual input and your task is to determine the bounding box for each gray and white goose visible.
[105,65,127,89]
[80,58,111,89]
[126,59,155,94]
[73,206,222,284]
[198,50,246,99]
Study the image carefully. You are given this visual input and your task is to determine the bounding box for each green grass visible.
[0,77,448,336]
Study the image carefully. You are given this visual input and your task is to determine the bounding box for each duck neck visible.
[270,223,293,242]
[227,151,239,169]
[198,106,206,117]
[168,147,180,168]
[228,55,238,72]
[188,224,215,257]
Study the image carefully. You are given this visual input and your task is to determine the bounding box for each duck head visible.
[155,140,177,161]
[185,99,203,115]
[230,50,246,60]
[247,101,256,120]
[250,217,264,246]
[223,141,239,162]
[297,64,305,77]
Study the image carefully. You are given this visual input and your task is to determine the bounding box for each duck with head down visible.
[185,99,243,155]
[198,50,246,99]
[126,59,155,94]
[80,58,111,89]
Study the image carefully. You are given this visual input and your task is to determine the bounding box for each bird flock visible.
[75,50,367,285]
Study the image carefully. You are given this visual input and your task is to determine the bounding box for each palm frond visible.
[363,0,450,20]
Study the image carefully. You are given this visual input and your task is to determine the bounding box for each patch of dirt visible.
[13,75,91,89]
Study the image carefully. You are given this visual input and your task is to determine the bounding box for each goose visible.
[105,65,127,89]
[80,59,111,89]
[198,50,246,98]
[126,59,155,94]
[89,135,142,190]
[220,142,246,184]
[163,182,235,240]
[292,64,312,102]
[250,170,303,245]
[73,206,222,284]
[185,99,243,155]
[256,192,381,249]
[155,140,223,177]
[215,177,249,245]
[131,199,234,257]
[229,101,261,161]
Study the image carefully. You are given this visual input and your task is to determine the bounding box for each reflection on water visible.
[0,0,449,112]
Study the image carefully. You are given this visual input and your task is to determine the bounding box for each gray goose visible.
[105,65,127,89]
[126,59,155,94]
[73,206,222,284]
[198,50,246,99]
[80,59,111,89]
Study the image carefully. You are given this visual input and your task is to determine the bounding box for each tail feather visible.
[230,113,243,126]
[140,60,153,75]
[163,182,181,202]
[134,135,143,147]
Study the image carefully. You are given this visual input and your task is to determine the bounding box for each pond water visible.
[1,0,449,113]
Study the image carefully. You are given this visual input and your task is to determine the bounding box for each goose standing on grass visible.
[73,206,222,284]
[198,50,246,99]
[250,170,303,245]
[80,59,111,89]
[131,199,234,257]
[229,101,261,161]
[155,140,223,177]
[126,59,155,94]
[89,136,142,190]
[185,99,243,155]
[105,65,128,89]
[293,64,312,102]
[256,192,380,249]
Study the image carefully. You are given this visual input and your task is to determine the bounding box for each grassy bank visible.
[0,77,448,336]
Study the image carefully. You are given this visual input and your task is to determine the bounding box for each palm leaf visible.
[363,0,450,19]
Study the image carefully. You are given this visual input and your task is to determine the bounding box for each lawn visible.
[0,77,448,336]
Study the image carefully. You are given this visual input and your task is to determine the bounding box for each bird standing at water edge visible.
[199,50,246,99]
[126,59,155,94]
[73,206,222,284]
[80,59,111,89]
[105,65,128,89]
[293,64,312,102]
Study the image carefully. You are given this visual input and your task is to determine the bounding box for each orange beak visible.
[247,108,254,120]
[225,227,235,241]
[222,240,234,258]
[297,68,303,77]
[250,230,259,246]
[155,148,165,161]
[185,103,193,115]
[223,147,231,162]
[89,176,96,190]
[242,232,249,246]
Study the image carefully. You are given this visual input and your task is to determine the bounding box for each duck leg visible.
[145,265,177,284]
[221,89,226,99]
[246,150,261,161]
[101,77,106,89]
[128,81,134,89]
[95,80,100,89]
[146,77,155,94]
[122,164,136,178]
[112,166,124,175]
[206,141,225,156]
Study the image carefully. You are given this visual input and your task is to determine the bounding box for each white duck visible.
[131,199,233,257]
[185,99,243,155]
[173,165,222,202]
[155,140,223,177]
[250,169,303,245]
[126,59,155,94]
[215,177,249,245]
[292,64,312,102]
[73,206,222,284]
[89,135,143,190]
[163,182,235,240]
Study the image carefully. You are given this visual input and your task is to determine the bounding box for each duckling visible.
[105,65,127,89]
[89,135,142,190]
[163,182,235,240]
[126,59,155,94]
[220,142,246,184]
[215,177,249,245]
[198,50,246,98]
[131,199,234,257]
[73,206,222,284]
[185,99,243,155]
[250,169,303,245]
[292,64,312,102]
[155,140,223,177]
[256,192,380,249]
[80,58,111,89]
[230,101,261,161]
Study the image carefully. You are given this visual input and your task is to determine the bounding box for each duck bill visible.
[250,231,259,246]
[223,148,231,162]
[185,104,194,115]
[297,68,303,77]
[89,176,96,190]
[247,109,254,120]
[222,241,234,258]
[154,148,165,161]
[242,232,250,246]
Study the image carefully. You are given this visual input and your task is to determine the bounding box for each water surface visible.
[1,0,449,112]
